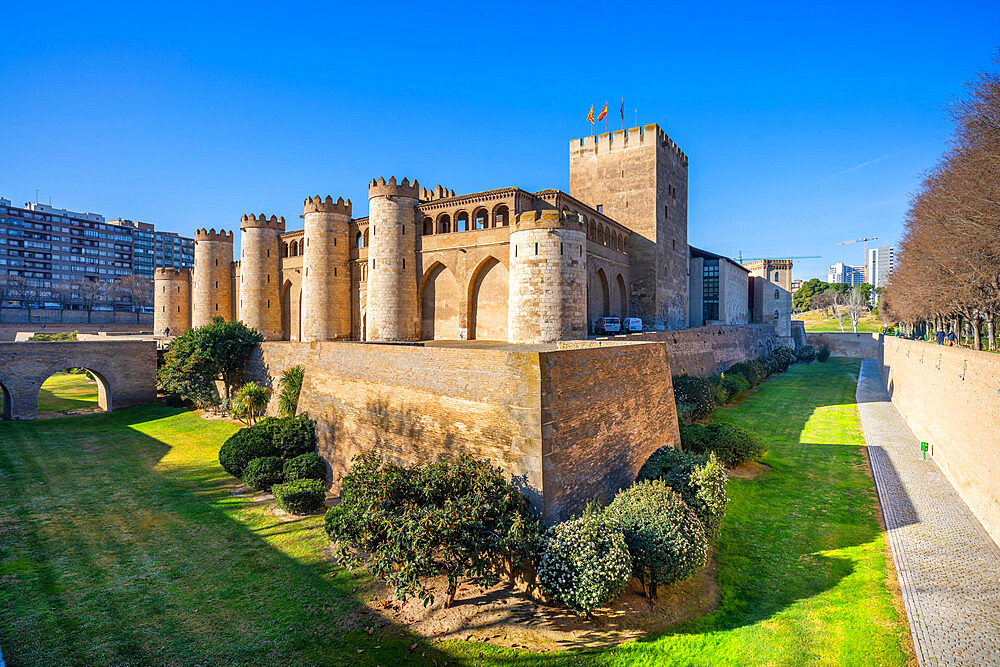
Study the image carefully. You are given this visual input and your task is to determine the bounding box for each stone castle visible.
[154,124,692,342]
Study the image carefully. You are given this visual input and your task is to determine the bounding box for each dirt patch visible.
[37,407,103,419]
[344,555,719,651]
[728,461,770,479]
[196,409,243,425]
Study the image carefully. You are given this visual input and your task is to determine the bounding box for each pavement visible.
[856,358,1000,666]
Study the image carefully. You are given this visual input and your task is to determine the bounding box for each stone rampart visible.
[247,339,679,522]
[880,338,1000,544]
[806,331,882,358]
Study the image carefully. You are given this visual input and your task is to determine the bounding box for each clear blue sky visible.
[2,1,997,280]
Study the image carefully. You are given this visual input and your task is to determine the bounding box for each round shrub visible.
[758,355,779,376]
[242,456,285,491]
[748,360,767,384]
[606,481,709,597]
[272,415,317,459]
[795,345,816,362]
[817,344,831,362]
[273,479,326,514]
[705,375,730,406]
[772,346,795,370]
[537,513,632,616]
[679,424,710,454]
[218,425,280,477]
[700,423,768,467]
[727,362,761,388]
[637,448,729,540]
[720,372,750,400]
[672,375,714,422]
[283,452,326,482]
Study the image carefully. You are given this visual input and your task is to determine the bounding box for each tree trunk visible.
[973,311,982,351]
[989,315,996,352]
[444,580,458,609]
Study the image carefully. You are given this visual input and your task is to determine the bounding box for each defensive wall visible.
[805,331,881,358]
[246,339,680,523]
[0,322,153,342]
[0,307,152,327]
[0,341,157,419]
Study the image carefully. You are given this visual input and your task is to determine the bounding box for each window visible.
[596,205,603,214]
[774,289,779,300]
[774,309,779,319]
[774,271,779,281]
[702,259,719,321]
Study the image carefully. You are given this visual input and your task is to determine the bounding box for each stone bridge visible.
[0,341,157,419]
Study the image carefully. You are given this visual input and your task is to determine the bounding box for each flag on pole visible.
[620,98,624,125]
[597,102,607,122]
[587,105,594,124]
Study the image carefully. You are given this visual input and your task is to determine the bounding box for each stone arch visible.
[363,229,369,246]
[472,207,489,230]
[419,262,460,340]
[290,240,299,256]
[281,242,289,258]
[615,273,628,318]
[422,217,434,235]
[36,365,112,414]
[437,213,452,234]
[467,256,508,340]
[455,211,469,232]
[280,278,301,341]
[589,220,597,241]
[588,267,610,328]
[492,204,509,227]
[355,231,363,248]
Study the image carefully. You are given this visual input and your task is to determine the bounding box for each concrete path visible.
[856,358,1000,666]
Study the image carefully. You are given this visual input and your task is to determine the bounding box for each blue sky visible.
[1,1,997,280]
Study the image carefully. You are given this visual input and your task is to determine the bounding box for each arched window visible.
[355,232,363,248]
[473,208,488,230]
[437,214,451,234]
[290,240,298,256]
[281,243,289,258]
[774,289,779,300]
[774,271,779,281]
[422,217,434,235]
[363,229,369,246]
[603,227,609,246]
[774,309,780,319]
[455,211,469,232]
[493,205,509,227]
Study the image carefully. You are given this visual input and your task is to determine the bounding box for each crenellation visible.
[303,195,352,216]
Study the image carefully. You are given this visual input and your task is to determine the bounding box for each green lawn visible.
[36,370,100,413]
[794,309,884,333]
[0,359,912,665]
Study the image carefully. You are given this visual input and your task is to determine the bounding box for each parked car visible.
[594,317,622,334]
[622,317,643,332]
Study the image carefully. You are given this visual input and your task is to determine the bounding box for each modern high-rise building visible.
[828,261,864,286]
[0,196,192,308]
[866,245,895,288]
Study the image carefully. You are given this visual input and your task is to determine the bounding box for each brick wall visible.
[806,332,882,358]
[881,338,1000,544]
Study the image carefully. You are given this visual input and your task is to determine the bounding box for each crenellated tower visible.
[192,228,234,327]
[508,210,588,343]
[153,267,192,336]
[365,177,420,341]
[301,195,352,341]
[239,213,285,340]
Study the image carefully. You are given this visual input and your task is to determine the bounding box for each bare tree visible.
[114,275,152,321]
[74,278,104,323]
[830,293,848,333]
[845,286,867,333]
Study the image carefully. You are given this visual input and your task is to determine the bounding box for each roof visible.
[689,245,750,272]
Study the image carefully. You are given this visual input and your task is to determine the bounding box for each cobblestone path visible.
[857,358,1000,666]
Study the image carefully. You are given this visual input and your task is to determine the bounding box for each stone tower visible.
[192,228,234,328]
[508,210,588,343]
[153,267,192,336]
[301,195,352,341]
[239,213,285,341]
[365,177,419,341]
[569,123,689,330]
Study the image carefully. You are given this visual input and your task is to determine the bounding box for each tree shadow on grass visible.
[0,404,455,666]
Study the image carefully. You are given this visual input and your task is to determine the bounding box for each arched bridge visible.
[0,341,157,420]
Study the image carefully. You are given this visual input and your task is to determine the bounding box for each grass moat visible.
[0,359,913,665]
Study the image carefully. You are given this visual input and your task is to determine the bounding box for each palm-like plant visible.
[231,381,269,426]
[278,365,304,418]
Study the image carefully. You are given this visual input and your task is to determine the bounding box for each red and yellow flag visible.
[597,102,608,122]
[587,105,595,124]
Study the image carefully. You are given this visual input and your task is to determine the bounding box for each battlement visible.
[240,213,286,231]
[194,228,234,242]
[419,184,456,201]
[303,195,352,216]
[154,267,191,280]
[369,176,420,199]
[570,123,687,163]
[514,209,585,232]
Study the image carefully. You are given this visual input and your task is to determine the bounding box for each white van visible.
[622,318,643,332]
[594,317,622,334]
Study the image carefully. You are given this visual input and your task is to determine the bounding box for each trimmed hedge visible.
[817,344,831,362]
[748,360,767,384]
[273,479,326,514]
[606,480,709,598]
[795,345,816,362]
[218,425,280,477]
[637,447,729,540]
[242,456,285,491]
[272,415,317,459]
[680,422,767,467]
[705,375,730,406]
[721,372,750,400]
[727,362,760,388]
[672,375,714,423]
[283,452,326,482]
[772,346,796,370]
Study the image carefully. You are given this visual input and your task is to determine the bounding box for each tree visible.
[157,317,264,409]
[792,278,830,312]
[845,286,867,333]
[115,275,153,319]
[74,278,105,322]
[829,292,848,332]
[230,381,269,426]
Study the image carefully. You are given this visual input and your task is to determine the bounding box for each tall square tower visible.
[569,124,688,329]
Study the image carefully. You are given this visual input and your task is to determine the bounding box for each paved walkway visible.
[856,358,1000,666]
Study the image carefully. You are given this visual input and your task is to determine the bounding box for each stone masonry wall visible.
[192,230,233,328]
[806,332,882,358]
[302,199,352,341]
[153,268,191,336]
[880,337,1000,544]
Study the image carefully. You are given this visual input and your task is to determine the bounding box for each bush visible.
[230,381,269,426]
[325,453,542,607]
[537,512,632,616]
[748,360,767,384]
[272,415,317,459]
[637,447,729,540]
[705,375,730,406]
[218,424,281,477]
[817,344,831,362]
[606,481,709,598]
[242,456,285,491]
[772,346,796,370]
[672,375,714,423]
[683,423,767,467]
[758,355,780,376]
[273,479,326,514]
[795,345,816,362]
[720,372,750,400]
[283,452,326,482]
[727,361,763,388]
[278,365,305,417]
[28,330,79,341]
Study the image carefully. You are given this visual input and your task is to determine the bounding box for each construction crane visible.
[736,252,821,263]
[835,237,878,281]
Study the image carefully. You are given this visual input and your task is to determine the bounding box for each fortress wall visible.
[880,337,1000,544]
[247,339,679,522]
[806,331,882,358]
